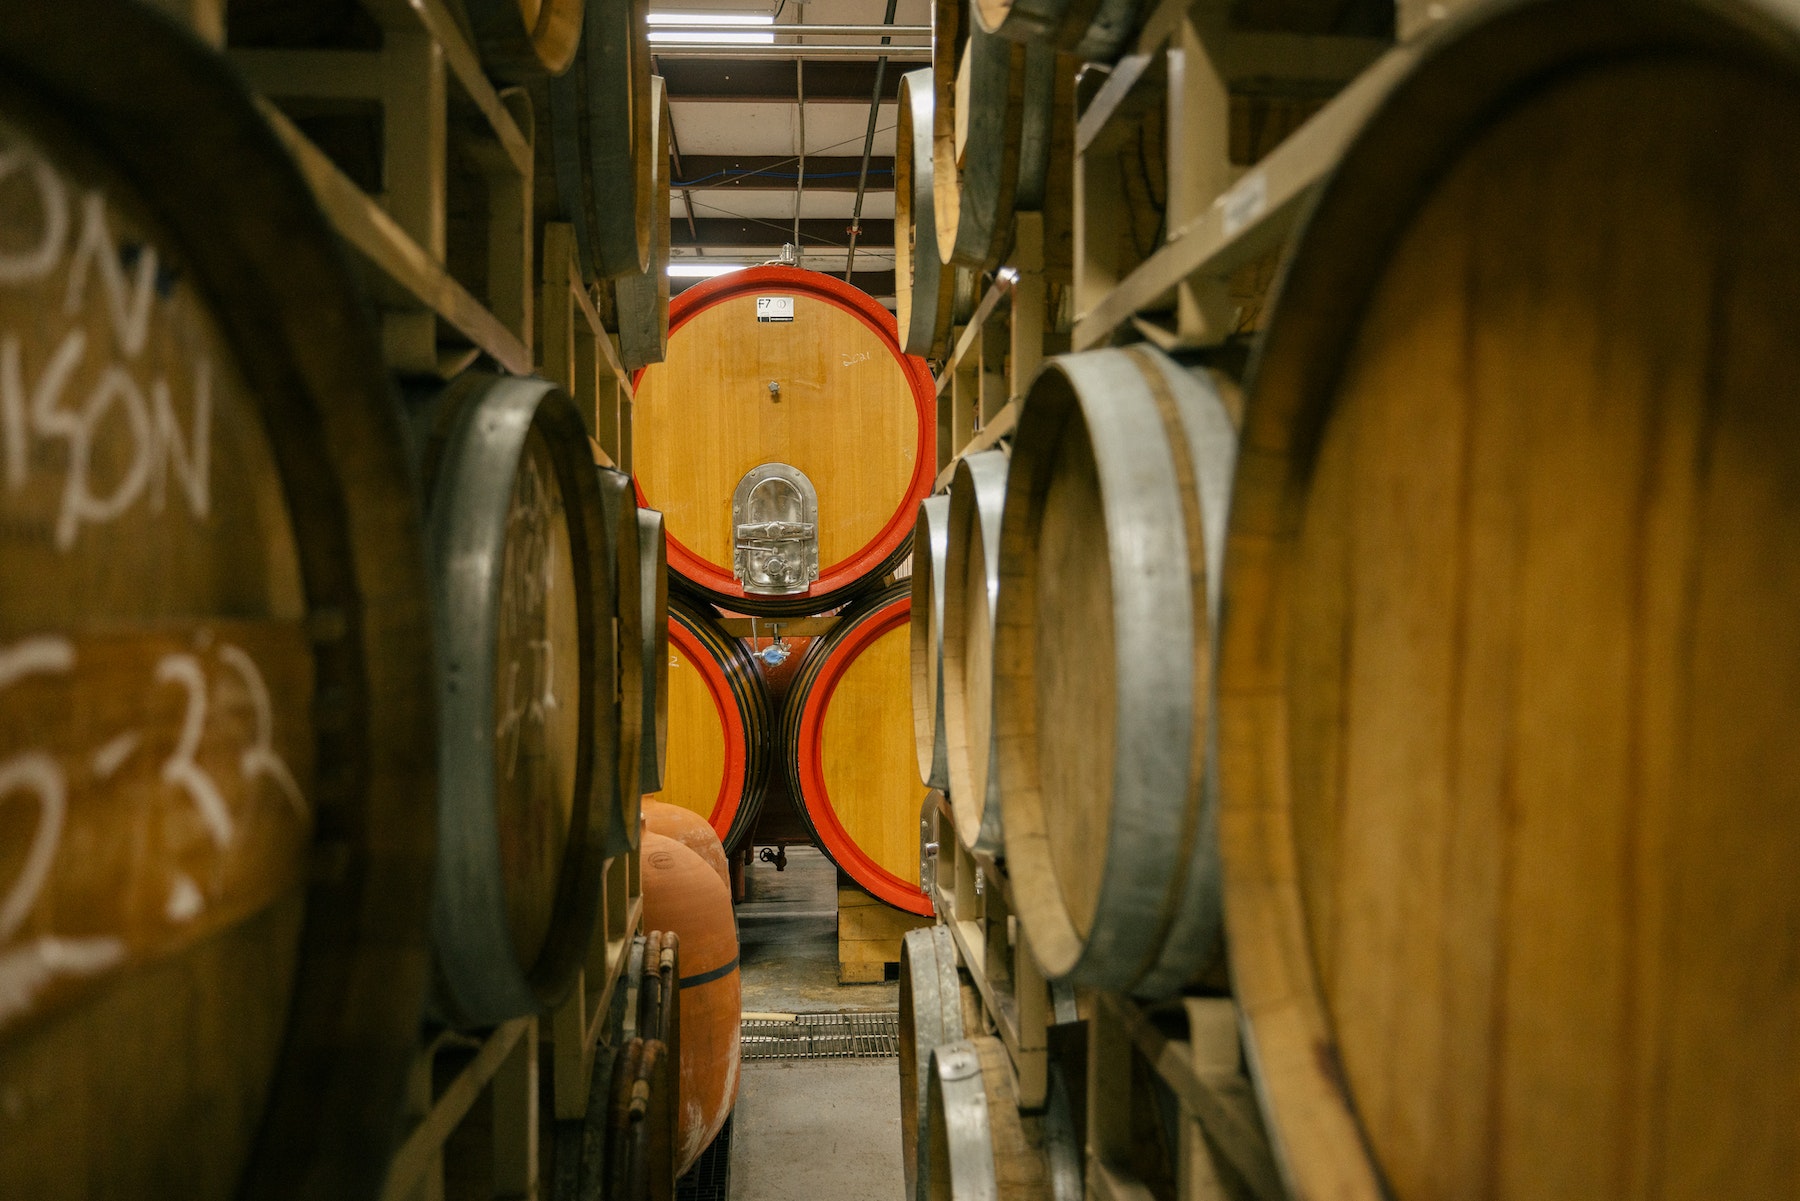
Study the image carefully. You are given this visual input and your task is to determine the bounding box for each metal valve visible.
[733,463,819,595]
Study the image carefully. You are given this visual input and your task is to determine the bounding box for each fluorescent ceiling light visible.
[648,29,775,42]
[668,263,748,278]
[648,11,775,23]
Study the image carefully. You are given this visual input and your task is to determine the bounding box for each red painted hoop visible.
[668,615,749,846]
[795,595,932,915]
[632,266,937,605]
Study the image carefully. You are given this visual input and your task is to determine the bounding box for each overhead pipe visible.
[650,23,931,35]
[648,43,929,58]
[844,0,899,282]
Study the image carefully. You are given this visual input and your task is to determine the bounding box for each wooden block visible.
[839,961,889,985]
[836,884,931,983]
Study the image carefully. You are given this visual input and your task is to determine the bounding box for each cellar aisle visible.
[729,847,906,1200]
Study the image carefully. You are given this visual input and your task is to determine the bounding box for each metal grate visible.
[675,1113,732,1201]
[741,1011,900,1059]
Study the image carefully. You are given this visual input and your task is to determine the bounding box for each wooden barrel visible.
[993,347,1235,996]
[941,450,1009,856]
[897,68,978,360]
[1220,4,1800,1199]
[638,508,670,793]
[421,373,612,1027]
[932,0,1058,270]
[613,74,672,372]
[899,926,980,1201]
[0,6,437,1197]
[663,598,771,852]
[595,466,644,856]
[459,0,586,80]
[910,496,953,791]
[547,0,653,281]
[642,834,741,1175]
[783,584,933,914]
[633,267,936,616]
[924,1037,1063,1201]
[971,0,1143,64]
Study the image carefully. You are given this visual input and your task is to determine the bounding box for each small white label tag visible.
[1220,172,1268,239]
[756,295,795,322]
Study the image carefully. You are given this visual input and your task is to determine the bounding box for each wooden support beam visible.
[1072,38,1418,351]
[262,101,532,375]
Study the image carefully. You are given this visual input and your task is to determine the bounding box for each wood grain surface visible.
[818,617,921,887]
[635,285,924,581]
[0,24,436,1194]
[1222,26,1800,1201]
[491,424,582,974]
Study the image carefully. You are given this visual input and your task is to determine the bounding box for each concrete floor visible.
[728,1059,905,1201]
[729,846,906,1200]
[738,847,898,1015]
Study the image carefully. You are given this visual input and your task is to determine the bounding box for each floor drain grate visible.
[741,1011,900,1059]
[676,1113,732,1201]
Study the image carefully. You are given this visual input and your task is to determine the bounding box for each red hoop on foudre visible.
[668,615,749,845]
[794,595,932,915]
[632,266,937,607]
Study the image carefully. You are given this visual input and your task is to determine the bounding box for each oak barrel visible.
[783,583,933,914]
[1220,3,1800,1199]
[458,0,587,80]
[932,0,1058,270]
[633,267,936,616]
[899,926,982,1201]
[612,74,672,372]
[924,1037,1073,1201]
[941,450,1009,857]
[0,6,436,1197]
[972,0,1143,64]
[420,373,611,1027]
[595,466,644,856]
[547,0,653,281]
[662,597,771,852]
[638,508,670,794]
[910,496,953,791]
[897,68,977,360]
[993,346,1235,995]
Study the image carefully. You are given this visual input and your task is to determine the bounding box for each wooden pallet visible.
[838,883,933,984]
